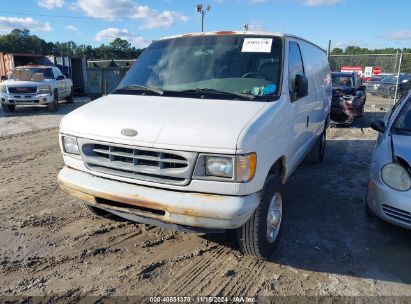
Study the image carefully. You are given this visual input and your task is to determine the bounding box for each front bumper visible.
[367,179,411,230]
[58,166,259,230]
[0,93,53,105]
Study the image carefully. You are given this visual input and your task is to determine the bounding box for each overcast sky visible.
[0,0,410,50]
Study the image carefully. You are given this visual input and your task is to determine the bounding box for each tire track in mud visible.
[0,185,60,218]
[161,245,232,295]
[177,249,238,295]
[222,258,266,297]
[0,126,58,141]
[183,253,266,297]
[0,146,60,168]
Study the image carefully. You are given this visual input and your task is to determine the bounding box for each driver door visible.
[53,68,66,97]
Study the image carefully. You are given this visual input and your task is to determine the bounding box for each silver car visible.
[367,92,411,229]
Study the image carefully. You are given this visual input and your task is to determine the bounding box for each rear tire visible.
[306,129,326,163]
[48,89,59,112]
[237,174,284,260]
[1,103,15,113]
[66,88,74,103]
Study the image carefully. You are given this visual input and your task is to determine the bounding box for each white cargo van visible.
[58,31,331,259]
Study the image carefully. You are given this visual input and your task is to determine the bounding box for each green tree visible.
[0,29,144,60]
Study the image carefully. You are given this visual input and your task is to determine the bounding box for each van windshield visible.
[114,35,283,101]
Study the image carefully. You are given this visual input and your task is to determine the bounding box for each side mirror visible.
[290,74,308,102]
[370,120,386,133]
[56,75,65,80]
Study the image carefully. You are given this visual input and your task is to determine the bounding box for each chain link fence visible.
[329,52,411,109]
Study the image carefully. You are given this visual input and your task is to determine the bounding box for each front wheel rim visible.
[266,192,283,243]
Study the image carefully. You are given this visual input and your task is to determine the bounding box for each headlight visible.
[381,163,411,191]
[236,153,257,182]
[204,153,257,182]
[62,136,80,155]
[206,156,233,178]
[38,85,51,94]
[0,85,6,93]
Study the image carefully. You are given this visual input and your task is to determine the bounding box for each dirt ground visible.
[0,96,410,302]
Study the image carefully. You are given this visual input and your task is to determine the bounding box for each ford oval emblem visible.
[121,128,138,137]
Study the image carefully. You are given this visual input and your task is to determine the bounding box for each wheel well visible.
[269,157,286,180]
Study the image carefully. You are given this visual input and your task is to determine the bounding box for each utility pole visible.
[327,40,331,59]
[196,4,211,32]
[393,50,403,104]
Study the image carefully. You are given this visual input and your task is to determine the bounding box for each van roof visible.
[161,31,326,52]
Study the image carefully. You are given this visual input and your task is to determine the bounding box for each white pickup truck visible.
[0,66,73,112]
[58,31,331,259]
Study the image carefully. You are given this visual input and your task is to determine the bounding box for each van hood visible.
[60,94,267,152]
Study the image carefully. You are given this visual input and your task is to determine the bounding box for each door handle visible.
[306,116,309,128]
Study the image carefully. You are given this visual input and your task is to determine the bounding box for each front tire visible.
[48,89,59,112]
[358,102,365,118]
[237,174,284,260]
[306,128,326,163]
[365,190,375,218]
[1,103,15,113]
[66,87,74,103]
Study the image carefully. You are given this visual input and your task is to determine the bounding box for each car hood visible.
[392,134,411,166]
[60,94,268,152]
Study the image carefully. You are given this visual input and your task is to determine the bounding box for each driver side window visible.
[53,68,63,79]
[288,42,305,93]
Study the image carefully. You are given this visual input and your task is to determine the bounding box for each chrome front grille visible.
[78,139,197,186]
[382,204,411,224]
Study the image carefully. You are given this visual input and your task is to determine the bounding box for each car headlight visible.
[205,153,257,182]
[62,136,80,155]
[0,85,6,93]
[206,156,233,178]
[38,85,51,94]
[381,163,411,191]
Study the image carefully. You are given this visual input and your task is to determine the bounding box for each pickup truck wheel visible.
[306,129,326,163]
[1,104,15,113]
[237,174,283,260]
[48,89,59,112]
[66,88,74,103]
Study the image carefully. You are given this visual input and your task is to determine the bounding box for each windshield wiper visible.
[177,88,255,101]
[115,84,164,95]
